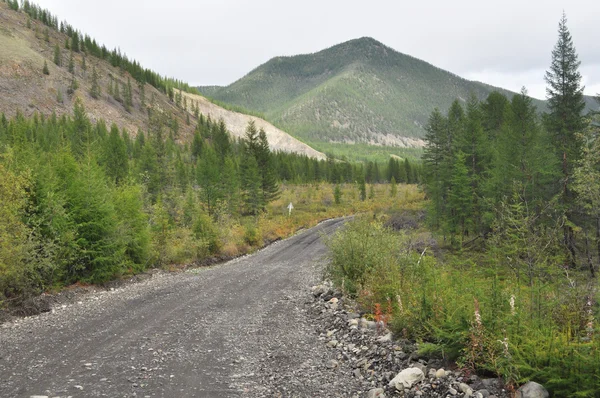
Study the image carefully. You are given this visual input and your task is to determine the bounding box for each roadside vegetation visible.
[327,14,600,397]
[0,97,421,309]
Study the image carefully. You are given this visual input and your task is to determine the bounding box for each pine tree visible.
[90,66,101,99]
[42,60,49,75]
[44,28,49,42]
[53,43,61,66]
[81,55,87,74]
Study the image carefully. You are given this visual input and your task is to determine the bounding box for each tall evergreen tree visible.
[53,43,61,66]
[544,12,586,263]
[544,12,586,200]
[256,129,280,206]
[90,66,101,99]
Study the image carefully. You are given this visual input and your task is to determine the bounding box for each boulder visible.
[516,381,549,398]
[388,367,425,390]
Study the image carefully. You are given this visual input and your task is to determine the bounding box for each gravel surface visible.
[0,218,366,398]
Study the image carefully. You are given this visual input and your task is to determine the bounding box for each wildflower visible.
[510,295,516,316]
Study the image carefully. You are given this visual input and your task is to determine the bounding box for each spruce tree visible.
[544,12,586,199]
[256,129,280,206]
[139,82,145,107]
[390,176,397,197]
[42,60,49,75]
[90,66,101,99]
[544,12,586,263]
[196,145,223,216]
[125,77,133,112]
[53,44,62,66]
[102,124,129,184]
[68,51,74,73]
[241,152,262,216]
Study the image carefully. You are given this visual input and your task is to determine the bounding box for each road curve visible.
[0,218,362,398]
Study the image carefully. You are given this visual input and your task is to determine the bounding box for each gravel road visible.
[0,218,363,398]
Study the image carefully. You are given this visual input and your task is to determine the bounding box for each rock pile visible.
[308,282,515,397]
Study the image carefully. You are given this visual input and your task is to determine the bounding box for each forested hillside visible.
[202,37,599,160]
[0,0,324,158]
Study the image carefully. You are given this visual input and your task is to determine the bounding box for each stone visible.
[367,388,386,398]
[460,382,474,396]
[477,389,490,398]
[388,367,425,390]
[327,340,338,348]
[377,332,392,343]
[348,319,359,327]
[516,381,549,398]
[435,368,447,379]
[74,385,83,390]
[327,359,338,369]
[448,386,458,395]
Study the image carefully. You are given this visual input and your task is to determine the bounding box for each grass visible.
[145,183,423,271]
[325,210,600,397]
[307,141,424,163]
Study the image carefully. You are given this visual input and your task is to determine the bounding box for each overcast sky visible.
[36,0,600,100]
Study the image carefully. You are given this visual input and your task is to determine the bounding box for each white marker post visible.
[287,202,294,216]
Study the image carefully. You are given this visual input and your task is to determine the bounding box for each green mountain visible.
[200,37,599,149]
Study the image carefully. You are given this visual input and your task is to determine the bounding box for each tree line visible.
[422,13,600,271]
[0,97,419,304]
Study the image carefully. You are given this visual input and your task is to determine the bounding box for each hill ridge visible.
[0,0,324,159]
[201,37,599,150]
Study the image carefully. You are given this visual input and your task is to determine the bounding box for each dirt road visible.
[0,218,363,397]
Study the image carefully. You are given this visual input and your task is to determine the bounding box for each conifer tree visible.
[390,176,397,197]
[90,66,100,99]
[334,185,342,204]
[44,27,49,42]
[125,77,133,111]
[68,51,74,73]
[71,31,79,52]
[196,145,223,216]
[67,74,78,95]
[544,12,586,200]
[139,82,145,107]
[241,152,262,216]
[357,173,366,201]
[81,55,87,73]
[102,124,129,184]
[114,78,121,102]
[256,128,280,206]
[42,60,49,75]
[544,12,586,263]
[53,43,61,66]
